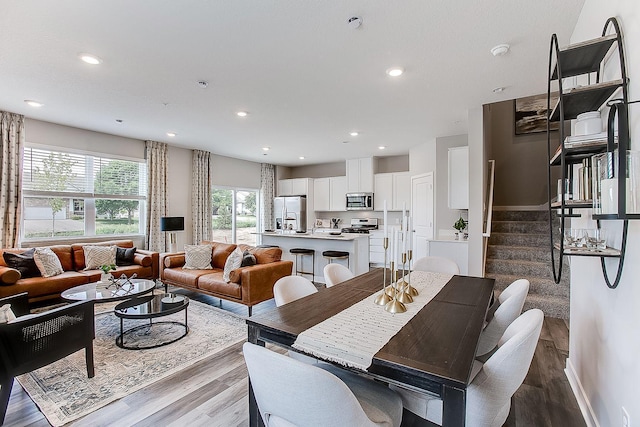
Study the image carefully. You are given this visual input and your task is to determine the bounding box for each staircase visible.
[485,210,570,319]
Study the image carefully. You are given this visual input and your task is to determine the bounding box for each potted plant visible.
[453,217,467,240]
[99,264,117,282]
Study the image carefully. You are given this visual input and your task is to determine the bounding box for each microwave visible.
[346,193,374,211]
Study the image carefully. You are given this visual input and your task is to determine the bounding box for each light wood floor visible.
[3,291,586,427]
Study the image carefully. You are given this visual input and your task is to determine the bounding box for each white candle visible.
[383,200,388,239]
[408,216,413,250]
[402,202,406,223]
[402,217,407,253]
[392,229,397,264]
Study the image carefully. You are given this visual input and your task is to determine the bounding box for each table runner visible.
[292,271,453,370]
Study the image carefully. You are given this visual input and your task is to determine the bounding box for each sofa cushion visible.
[164,267,214,288]
[198,272,242,299]
[48,245,75,271]
[207,242,237,269]
[34,248,64,277]
[252,246,282,264]
[16,271,90,299]
[3,249,41,279]
[184,245,213,270]
[223,248,243,282]
[116,247,136,266]
[83,245,117,270]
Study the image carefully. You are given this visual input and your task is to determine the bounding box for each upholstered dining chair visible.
[412,256,460,274]
[476,278,530,357]
[323,263,355,288]
[392,309,543,427]
[273,275,318,306]
[0,293,95,425]
[243,342,404,427]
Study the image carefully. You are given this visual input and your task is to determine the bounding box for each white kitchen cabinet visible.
[427,239,468,275]
[369,226,403,266]
[346,157,375,193]
[374,172,411,211]
[330,176,347,211]
[278,178,312,197]
[313,176,346,212]
[448,147,469,210]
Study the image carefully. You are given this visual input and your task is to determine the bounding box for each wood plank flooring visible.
[3,291,585,427]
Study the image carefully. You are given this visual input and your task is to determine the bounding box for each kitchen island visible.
[259,232,369,283]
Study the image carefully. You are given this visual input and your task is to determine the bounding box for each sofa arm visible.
[135,249,160,279]
[159,252,186,279]
[0,266,21,285]
[236,260,293,305]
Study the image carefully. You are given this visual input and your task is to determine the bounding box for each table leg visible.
[442,384,465,426]
[248,325,265,427]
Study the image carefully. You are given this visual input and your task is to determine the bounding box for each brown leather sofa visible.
[0,240,159,303]
[160,241,293,316]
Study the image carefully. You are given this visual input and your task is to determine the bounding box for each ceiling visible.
[0,1,584,166]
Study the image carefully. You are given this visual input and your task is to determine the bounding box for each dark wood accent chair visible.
[0,293,95,425]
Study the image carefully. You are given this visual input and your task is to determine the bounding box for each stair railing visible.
[482,160,496,277]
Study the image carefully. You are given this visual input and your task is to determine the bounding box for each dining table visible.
[246,268,495,427]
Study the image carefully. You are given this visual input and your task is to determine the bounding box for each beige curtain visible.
[145,141,168,252]
[260,163,275,232]
[192,150,212,244]
[0,112,24,248]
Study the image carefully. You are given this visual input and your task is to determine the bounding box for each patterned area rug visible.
[17,299,247,426]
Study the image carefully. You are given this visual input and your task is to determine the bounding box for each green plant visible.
[99,264,117,274]
[453,217,467,232]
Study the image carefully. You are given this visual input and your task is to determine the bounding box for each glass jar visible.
[592,151,617,215]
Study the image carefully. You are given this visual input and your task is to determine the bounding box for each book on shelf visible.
[563,131,617,148]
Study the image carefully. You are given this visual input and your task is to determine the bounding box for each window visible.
[22,146,147,240]
[212,187,259,246]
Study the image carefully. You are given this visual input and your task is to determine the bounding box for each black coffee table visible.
[114,293,189,350]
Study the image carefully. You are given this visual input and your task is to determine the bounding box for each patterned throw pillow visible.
[223,247,243,282]
[33,247,64,278]
[183,245,213,270]
[0,304,16,324]
[3,248,41,278]
[83,245,117,270]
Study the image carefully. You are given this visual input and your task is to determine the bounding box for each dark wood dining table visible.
[246,268,495,427]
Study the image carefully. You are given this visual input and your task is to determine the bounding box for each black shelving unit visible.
[546,17,632,289]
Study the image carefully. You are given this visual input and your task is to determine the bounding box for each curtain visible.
[192,150,212,244]
[0,112,24,248]
[260,163,275,232]
[145,141,168,252]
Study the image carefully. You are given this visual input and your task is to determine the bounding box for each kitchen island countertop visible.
[258,232,366,241]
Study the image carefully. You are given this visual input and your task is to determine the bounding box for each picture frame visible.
[514,93,560,135]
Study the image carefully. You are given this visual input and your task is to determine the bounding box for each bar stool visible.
[289,248,315,280]
[322,250,349,268]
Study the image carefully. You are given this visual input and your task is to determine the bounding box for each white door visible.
[411,173,434,261]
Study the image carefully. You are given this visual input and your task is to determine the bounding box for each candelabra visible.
[374,238,392,306]
[384,259,406,313]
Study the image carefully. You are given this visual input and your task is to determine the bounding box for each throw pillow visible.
[3,248,41,279]
[0,304,16,324]
[223,247,243,282]
[33,247,64,278]
[83,245,117,270]
[116,246,136,266]
[183,245,213,270]
[240,249,257,267]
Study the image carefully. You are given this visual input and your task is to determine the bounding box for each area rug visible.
[17,299,247,426]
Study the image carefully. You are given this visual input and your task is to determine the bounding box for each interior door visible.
[411,173,434,260]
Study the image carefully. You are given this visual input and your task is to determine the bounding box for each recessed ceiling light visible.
[342,141,350,144]
[167,132,176,137]
[378,146,386,150]
[492,87,505,93]
[386,67,404,77]
[299,156,305,160]
[350,131,359,136]
[79,53,102,65]
[115,119,123,123]
[197,80,208,88]
[237,111,248,117]
[262,147,270,151]
[24,100,43,107]
[490,44,510,57]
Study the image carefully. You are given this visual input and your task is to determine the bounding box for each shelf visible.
[555,243,621,257]
[551,200,592,209]
[550,140,610,165]
[549,80,624,121]
[551,34,617,80]
[593,213,640,221]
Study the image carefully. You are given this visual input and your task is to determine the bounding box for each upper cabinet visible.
[278,178,313,196]
[346,157,375,193]
[448,147,469,210]
[374,172,411,211]
[313,176,346,211]
[330,176,347,211]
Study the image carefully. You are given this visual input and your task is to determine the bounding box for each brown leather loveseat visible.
[0,240,159,303]
[160,241,293,316]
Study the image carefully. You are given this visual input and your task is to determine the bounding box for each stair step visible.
[485,259,552,277]
[523,294,570,319]
[489,232,549,247]
[487,273,569,297]
[487,245,551,263]
[491,210,548,222]
[491,220,549,234]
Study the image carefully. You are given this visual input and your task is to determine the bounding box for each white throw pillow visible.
[183,245,213,270]
[83,245,117,270]
[0,304,16,324]
[33,247,64,278]
[223,247,243,283]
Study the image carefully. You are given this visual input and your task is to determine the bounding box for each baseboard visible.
[492,204,547,211]
[565,357,599,427]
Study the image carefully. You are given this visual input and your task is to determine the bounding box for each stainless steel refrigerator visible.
[274,196,307,232]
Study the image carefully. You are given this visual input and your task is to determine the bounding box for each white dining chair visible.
[243,342,404,427]
[412,256,460,274]
[476,278,530,357]
[391,309,543,427]
[323,263,355,287]
[273,275,318,306]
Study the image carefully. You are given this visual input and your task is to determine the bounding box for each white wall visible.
[409,138,436,175]
[435,134,468,237]
[566,2,640,426]
[467,107,484,277]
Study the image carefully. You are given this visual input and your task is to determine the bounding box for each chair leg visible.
[85,345,95,378]
[248,306,252,317]
[0,377,14,425]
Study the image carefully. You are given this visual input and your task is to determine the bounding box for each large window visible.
[22,146,147,240]
[212,187,258,246]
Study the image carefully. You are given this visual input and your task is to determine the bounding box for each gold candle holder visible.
[374,238,392,306]
[397,252,408,288]
[405,249,418,296]
[384,261,406,313]
[385,261,397,297]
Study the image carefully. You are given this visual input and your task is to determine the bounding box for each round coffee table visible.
[61,279,156,303]
[114,293,189,350]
